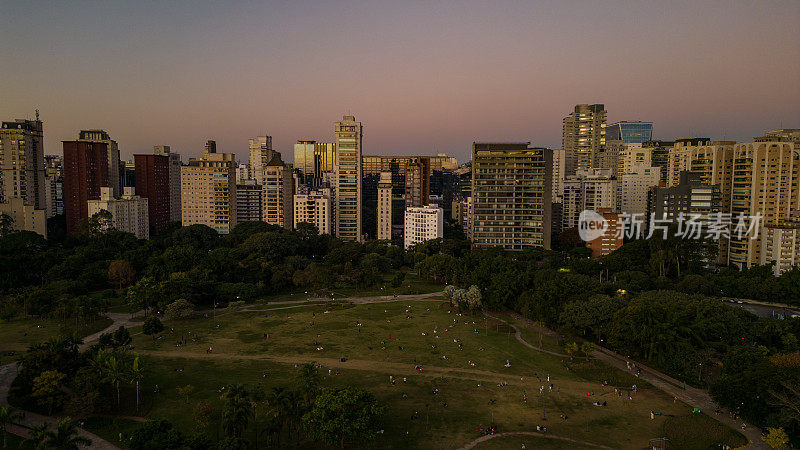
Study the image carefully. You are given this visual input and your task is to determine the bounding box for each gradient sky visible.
[2,0,799,163]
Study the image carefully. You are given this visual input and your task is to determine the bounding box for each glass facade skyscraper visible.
[606,121,653,144]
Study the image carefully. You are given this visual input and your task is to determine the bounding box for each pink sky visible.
[2,1,799,163]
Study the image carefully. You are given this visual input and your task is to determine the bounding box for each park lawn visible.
[0,315,113,355]
[500,313,566,355]
[473,434,596,449]
[255,271,443,305]
[116,300,737,449]
[660,413,747,449]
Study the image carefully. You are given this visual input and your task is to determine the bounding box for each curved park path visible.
[496,311,765,448]
[458,430,614,449]
[0,311,143,449]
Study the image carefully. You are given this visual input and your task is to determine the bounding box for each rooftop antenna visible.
[35,109,40,121]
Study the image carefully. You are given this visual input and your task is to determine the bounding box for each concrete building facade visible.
[471,143,552,250]
[728,139,800,269]
[334,115,363,241]
[404,204,443,249]
[377,171,392,240]
[236,179,263,223]
[63,140,109,234]
[180,152,237,234]
[562,104,606,173]
[87,187,149,239]
[153,145,182,223]
[1,118,46,210]
[293,188,332,235]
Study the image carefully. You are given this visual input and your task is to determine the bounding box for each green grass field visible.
[74,298,747,449]
[0,316,112,356]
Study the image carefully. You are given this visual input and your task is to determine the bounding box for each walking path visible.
[499,311,766,448]
[0,310,143,449]
[458,431,614,449]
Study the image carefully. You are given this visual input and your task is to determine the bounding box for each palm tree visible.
[104,355,126,408]
[266,387,289,444]
[222,399,251,438]
[130,355,144,411]
[44,418,92,449]
[25,423,48,449]
[249,386,265,449]
[221,384,251,438]
[0,405,22,448]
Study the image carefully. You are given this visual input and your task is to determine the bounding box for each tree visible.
[0,405,22,448]
[104,354,127,408]
[88,209,113,236]
[0,214,14,237]
[762,427,789,449]
[108,259,136,290]
[564,342,579,356]
[221,383,251,439]
[465,285,483,312]
[129,420,185,450]
[42,417,92,450]
[142,316,164,336]
[302,386,385,448]
[127,276,159,315]
[25,424,49,449]
[32,370,67,415]
[130,355,144,412]
[164,298,194,321]
[580,341,595,356]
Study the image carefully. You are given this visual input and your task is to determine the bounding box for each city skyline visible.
[2,1,799,161]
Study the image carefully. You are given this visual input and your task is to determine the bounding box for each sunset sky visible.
[2,0,799,162]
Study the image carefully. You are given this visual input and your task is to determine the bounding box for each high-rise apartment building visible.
[471,143,552,250]
[404,205,443,249]
[764,129,800,145]
[551,149,571,201]
[262,152,294,229]
[78,130,121,198]
[651,171,722,225]
[153,145,182,223]
[562,104,606,173]
[134,153,170,234]
[760,220,800,276]
[294,140,315,188]
[0,198,47,237]
[334,115,363,241]
[235,163,251,184]
[44,155,64,217]
[642,140,674,184]
[204,140,217,156]
[1,118,46,210]
[377,172,392,240]
[561,169,616,230]
[452,196,473,240]
[728,139,800,269]
[606,121,653,144]
[249,136,274,185]
[666,138,735,213]
[293,188,332,235]
[585,208,623,258]
[87,187,149,239]
[236,179,263,223]
[181,152,237,234]
[405,157,430,208]
[63,140,109,234]
[618,168,661,216]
